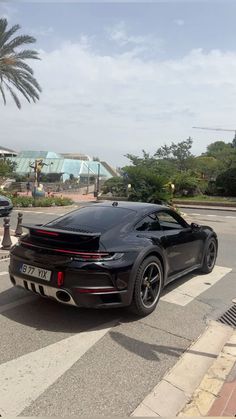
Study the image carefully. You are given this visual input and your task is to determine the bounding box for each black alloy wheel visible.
[130,256,163,316]
[201,237,217,274]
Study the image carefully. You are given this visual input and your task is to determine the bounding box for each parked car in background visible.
[0,195,13,216]
[9,201,218,316]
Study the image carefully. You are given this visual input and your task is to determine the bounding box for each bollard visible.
[15,212,23,237]
[1,217,12,250]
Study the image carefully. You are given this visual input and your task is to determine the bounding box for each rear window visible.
[46,206,136,232]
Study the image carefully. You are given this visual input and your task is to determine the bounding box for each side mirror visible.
[191,222,200,230]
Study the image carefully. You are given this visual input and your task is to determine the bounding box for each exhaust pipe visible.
[56,290,72,303]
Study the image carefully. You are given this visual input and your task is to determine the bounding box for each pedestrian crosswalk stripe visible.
[161,266,231,306]
[0,319,117,416]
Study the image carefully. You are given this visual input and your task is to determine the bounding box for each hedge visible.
[10,196,74,208]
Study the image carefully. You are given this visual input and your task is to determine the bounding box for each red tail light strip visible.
[20,241,110,259]
[54,248,109,259]
[35,230,59,236]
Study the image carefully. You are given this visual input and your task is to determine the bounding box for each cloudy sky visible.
[1,1,236,167]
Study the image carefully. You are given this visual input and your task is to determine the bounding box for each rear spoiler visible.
[22,224,102,238]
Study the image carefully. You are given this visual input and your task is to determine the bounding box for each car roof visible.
[91,200,170,214]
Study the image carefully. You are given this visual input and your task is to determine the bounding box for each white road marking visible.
[0,271,8,276]
[161,266,232,306]
[0,320,117,416]
[0,295,36,314]
[13,210,57,215]
[205,214,216,217]
[190,213,201,216]
[225,216,236,219]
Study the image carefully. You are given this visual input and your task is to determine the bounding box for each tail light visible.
[54,249,124,262]
[19,241,123,262]
[57,271,64,287]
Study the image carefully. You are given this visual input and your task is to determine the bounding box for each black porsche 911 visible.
[9,201,218,316]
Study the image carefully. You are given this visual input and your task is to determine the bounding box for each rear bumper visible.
[11,275,77,306]
[10,273,131,308]
[9,245,135,308]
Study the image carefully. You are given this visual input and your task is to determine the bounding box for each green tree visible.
[216,168,236,196]
[204,141,236,169]
[173,171,202,196]
[192,156,220,180]
[0,18,41,109]
[155,137,194,171]
[102,177,127,197]
[0,158,16,176]
[123,165,170,203]
[125,150,177,178]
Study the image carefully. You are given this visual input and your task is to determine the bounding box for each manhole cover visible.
[217,304,236,328]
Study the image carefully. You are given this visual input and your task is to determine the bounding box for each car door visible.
[157,210,203,277]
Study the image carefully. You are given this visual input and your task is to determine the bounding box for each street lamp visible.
[97,163,100,196]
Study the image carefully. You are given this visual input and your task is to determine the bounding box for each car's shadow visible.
[0,286,126,334]
[1,269,207,334]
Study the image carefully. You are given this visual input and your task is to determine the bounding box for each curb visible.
[176,204,236,212]
[131,321,233,417]
[178,329,236,416]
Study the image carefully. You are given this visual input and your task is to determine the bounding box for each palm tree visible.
[0,18,41,109]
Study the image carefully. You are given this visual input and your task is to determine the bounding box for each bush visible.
[216,168,236,196]
[10,195,73,207]
[102,177,127,197]
[124,166,171,203]
[173,172,201,196]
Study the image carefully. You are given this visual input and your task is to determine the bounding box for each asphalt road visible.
[0,206,235,416]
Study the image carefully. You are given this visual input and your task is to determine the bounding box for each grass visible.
[173,195,236,203]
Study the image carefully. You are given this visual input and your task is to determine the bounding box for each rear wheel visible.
[129,256,163,316]
[200,237,217,274]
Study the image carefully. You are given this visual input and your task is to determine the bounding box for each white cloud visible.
[106,21,164,55]
[2,40,236,166]
[27,26,54,37]
[0,3,18,22]
[174,19,185,26]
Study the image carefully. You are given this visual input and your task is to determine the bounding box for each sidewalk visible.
[131,320,236,417]
[207,362,236,416]
[179,327,236,416]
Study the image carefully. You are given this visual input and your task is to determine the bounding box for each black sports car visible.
[0,195,13,216]
[9,201,218,316]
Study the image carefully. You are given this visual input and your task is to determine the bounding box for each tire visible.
[129,256,164,317]
[200,237,217,274]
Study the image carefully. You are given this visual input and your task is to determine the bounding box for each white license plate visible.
[20,263,51,281]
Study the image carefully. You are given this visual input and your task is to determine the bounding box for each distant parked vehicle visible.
[0,195,13,216]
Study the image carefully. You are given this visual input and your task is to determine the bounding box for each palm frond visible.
[8,78,32,103]
[8,60,34,75]
[0,35,37,56]
[0,19,8,37]
[0,18,41,109]
[13,49,40,60]
[17,78,40,100]
[0,20,20,49]
[4,81,21,108]
[0,82,6,105]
